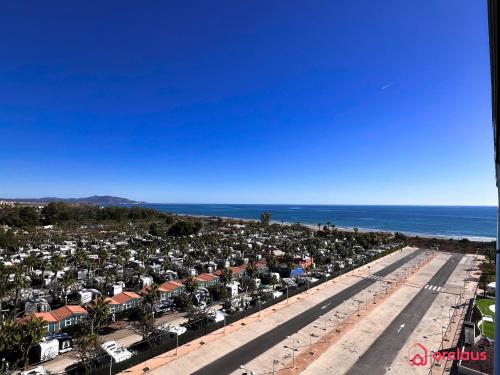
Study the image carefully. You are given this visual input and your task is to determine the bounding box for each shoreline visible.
[172,213,496,243]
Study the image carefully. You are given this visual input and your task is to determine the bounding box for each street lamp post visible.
[272,359,279,375]
[441,326,445,350]
[287,336,300,368]
[322,315,327,342]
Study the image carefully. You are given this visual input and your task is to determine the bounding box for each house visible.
[104,291,142,313]
[33,305,88,333]
[195,273,220,287]
[141,280,185,301]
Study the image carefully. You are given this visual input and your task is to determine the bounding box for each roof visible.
[33,312,58,323]
[33,305,87,323]
[157,280,185,292]
[51,305,88,321]
[141,281,184,295]
[196,273,219,282]
[107,291,142,305]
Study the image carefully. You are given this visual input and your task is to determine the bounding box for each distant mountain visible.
[0,195,145,206]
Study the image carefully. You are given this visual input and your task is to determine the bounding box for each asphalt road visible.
[345,253,463,375]
[192,250,424,375]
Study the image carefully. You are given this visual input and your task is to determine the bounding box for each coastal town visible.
[0,200,496,375]
[0,200,407,374]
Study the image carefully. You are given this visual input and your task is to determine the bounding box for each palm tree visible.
[22,254,37,278]
[265,254,278,271]
[183,276,198,307]
[0,265,9,322]
[162,257,172,272]
[50,254,65,275]
[10,266,28,319]
[219,267,233,287]
[72,331,101,367]
[144,283,161,311]
[60,272,75,305]
[19,316,46,369]
[246,261,257,279]
[89,296,110,334]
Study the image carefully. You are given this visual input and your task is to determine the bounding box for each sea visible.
[142,204,497,242]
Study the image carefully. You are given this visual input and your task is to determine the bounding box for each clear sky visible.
[0,1,495,205]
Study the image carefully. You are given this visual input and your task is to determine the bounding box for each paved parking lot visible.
[120,247,422,375]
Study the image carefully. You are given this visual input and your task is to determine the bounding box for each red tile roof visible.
[33,312,57,323]
[51,305,87,321]
[107,291,142,305]
[158,280,185,292]
[33,305,87,323]
[196,273,219,282]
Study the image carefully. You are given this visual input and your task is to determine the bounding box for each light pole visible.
[287,336,300,368]
[258,296,261,317]
[321,315,327,342]
[272,359,279,375]
[109,356,113,375]
[286,285,289,304]
[441,326,445,350]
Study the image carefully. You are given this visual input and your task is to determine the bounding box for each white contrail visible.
[380,82,393,90]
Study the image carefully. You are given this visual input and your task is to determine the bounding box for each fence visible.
[64,246,402,375]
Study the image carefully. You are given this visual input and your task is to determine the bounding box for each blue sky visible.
[0,1,495,205]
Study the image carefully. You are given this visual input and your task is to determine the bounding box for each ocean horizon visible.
[142,204,497,241]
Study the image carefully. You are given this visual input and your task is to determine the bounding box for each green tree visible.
[260,211,271,226]
[144,283,161,311]
[18,206,39,227]
[219,267,233,286]
[59,272,75,305]
[72,330,102,367]
[10,266,29,319]
[0,320,20,352]
[135,305,156,340]
[183,276,198,308]
[479,272,493,298]
[149,222,161,237]
[18,316,46,369]
[89,296,110,333]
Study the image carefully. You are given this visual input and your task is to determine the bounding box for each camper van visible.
[101,341,133,363]
[35,339,59,362]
